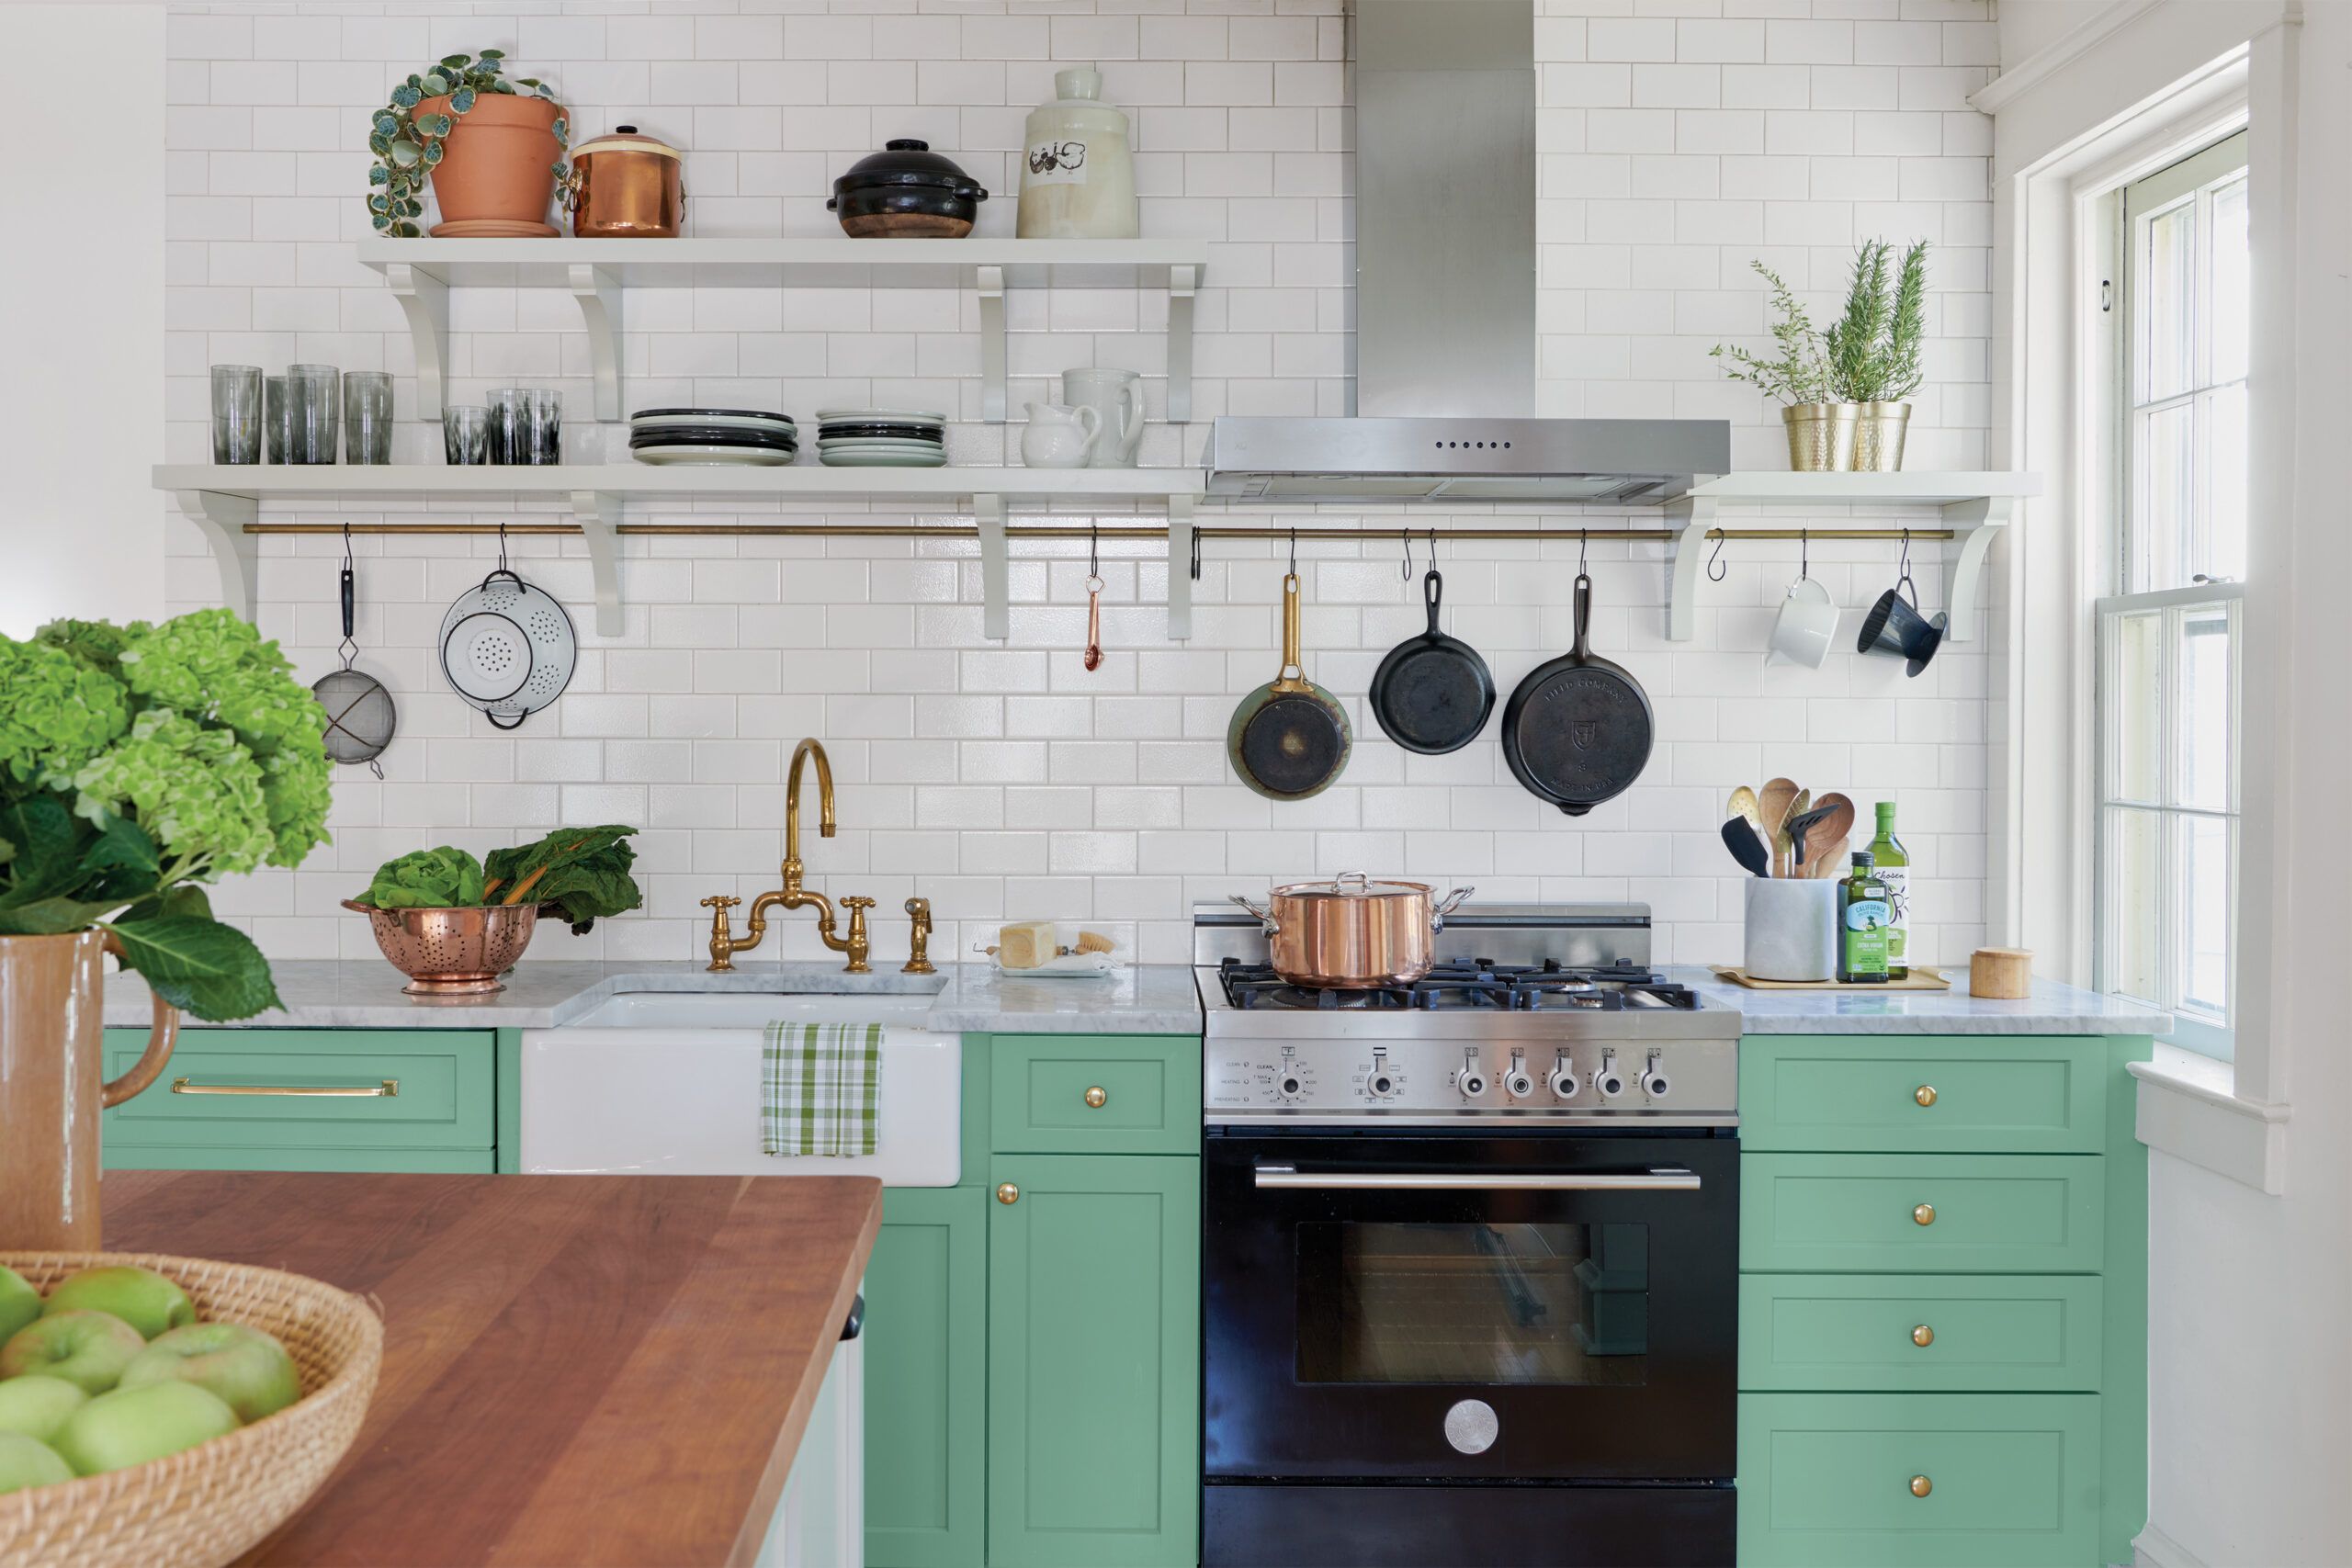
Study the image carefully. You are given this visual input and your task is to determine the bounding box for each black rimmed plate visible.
[631,407,795,425]
[815,423,945,442]
[628,427,800,452]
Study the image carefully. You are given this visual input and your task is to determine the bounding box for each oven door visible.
[1204,1130,1737,1482]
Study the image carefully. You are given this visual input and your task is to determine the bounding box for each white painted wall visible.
[0,5,168,636]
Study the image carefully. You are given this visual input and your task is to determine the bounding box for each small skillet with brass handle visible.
[1227,569,1351,800]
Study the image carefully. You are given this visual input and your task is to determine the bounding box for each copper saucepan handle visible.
[1432,886,1476,930]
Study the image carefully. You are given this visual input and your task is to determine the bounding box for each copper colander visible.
[342,901,539,994]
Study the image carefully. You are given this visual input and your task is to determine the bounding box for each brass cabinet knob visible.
[1912,1324,1935,1348]
[1915,1084,1938,1107]
[1913,1202,1937,1226]
[1910,1475,1932,1498]
[996,1182,1020,1205]
[1084,1086,1108,1109]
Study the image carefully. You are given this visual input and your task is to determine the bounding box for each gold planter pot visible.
[1849,400,1912,471]
[1782,402,1860,472]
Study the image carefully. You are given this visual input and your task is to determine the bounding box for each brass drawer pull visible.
[172,1077,399,1099]
[1083,1086,1109,1109]
[996,1182,1020,1205]
[1913,1202,1937,1225]
[1910,1474,1932,1498]
[1912,1324,1935,1348]
[1915,1084,1938,1107]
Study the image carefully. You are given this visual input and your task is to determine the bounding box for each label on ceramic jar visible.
[1026,139,1091,186]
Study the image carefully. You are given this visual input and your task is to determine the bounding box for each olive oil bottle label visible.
[1844,899,1891,975]
[1878,867,1908,964]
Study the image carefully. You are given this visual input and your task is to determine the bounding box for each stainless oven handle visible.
[1250,1166,1701,1192]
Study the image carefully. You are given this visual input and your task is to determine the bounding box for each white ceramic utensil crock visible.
[1744,877,1838,982]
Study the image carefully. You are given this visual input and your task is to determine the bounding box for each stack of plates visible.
[630,408,798,467]
[814,408,948,468]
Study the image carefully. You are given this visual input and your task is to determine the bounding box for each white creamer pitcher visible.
[1020,402,1102,468]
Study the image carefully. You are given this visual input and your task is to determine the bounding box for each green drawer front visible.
[989,1034,1201,1156]
[1741,1036,2105,1154]
[1738,1392,2101,1566]
[1740,1274,2104,1393]
[102,1029,493,1152]
[1742,1155,2105,1274]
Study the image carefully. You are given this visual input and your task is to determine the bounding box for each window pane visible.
[2109,609,2164,803]
[2141,201,2196,402]
[2133,401,2193,591]
[2179,815,2231,1020]
[2210,175,2249,383]
[2206,380,2247,580]
[2104,807,2165,1002]
[2177,605,2233,811]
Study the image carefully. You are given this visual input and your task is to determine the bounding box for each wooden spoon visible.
[1758,777,1799,839]
[1728,785,1764,840]
[1771,787,1810,878]
[1803,793,1857,877]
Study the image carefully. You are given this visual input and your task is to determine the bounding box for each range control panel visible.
[1204,1038,1738,1125]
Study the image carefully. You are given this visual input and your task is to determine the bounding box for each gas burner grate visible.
[1218,955,1700,1012]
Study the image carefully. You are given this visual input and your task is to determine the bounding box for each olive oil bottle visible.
[1838,852,1893,984]
[1865,801,1909,979]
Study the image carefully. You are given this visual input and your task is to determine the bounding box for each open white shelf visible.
[353,236,1209,428]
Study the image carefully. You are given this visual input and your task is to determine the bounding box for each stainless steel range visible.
[1196,902,1741,1568]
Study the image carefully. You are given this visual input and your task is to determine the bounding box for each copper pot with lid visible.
[568,124,684,238]
[1230,873,1474,988]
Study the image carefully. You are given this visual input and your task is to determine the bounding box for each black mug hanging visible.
[1855,527,1946,677]
[312,525,396,776]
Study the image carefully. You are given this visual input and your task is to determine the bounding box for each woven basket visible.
[0,1251,381,1568]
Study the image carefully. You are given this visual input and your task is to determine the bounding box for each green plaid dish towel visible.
[762,1021,882,1158]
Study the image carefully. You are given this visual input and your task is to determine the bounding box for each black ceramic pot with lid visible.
[827,140,989,238]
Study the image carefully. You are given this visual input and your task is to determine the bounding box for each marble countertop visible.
[1674,966,2173,1035]
[103,958,1207,1035]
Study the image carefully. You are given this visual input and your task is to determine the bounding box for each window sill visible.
[2128,1043,2288,1193]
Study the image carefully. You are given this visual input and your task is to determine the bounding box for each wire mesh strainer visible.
[313,526,396,776]
[437,525,576,730]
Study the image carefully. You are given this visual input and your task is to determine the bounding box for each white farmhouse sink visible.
[520,990,957,1185]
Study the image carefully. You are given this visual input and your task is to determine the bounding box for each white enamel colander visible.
[438,558,576,731]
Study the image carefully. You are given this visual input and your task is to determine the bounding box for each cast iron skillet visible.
[1227,571,1351,800]
[1369,567,1495,755]
[1499,570,1654,815]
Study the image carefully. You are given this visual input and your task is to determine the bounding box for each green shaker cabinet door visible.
[1740,1036,2106,1154]
[988,1154,1200,1568]
[865,1186,987,1568]
[1742,1154,2106,1274]
[1739,1392,2102,1566]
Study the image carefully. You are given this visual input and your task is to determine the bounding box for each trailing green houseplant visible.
[368,50,570,237]
[0,613,332,1020]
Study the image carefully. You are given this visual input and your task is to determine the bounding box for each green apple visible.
[0,1431,71,1495]
[0,1311,146,1394]
[40,1266,195,1341]
[121,1322,299,1426]
[0,1268,40,1345]
[50,1382,238,1477]
[0,1376,88,1442]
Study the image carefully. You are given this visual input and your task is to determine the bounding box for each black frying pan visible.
[1499,570,1655,816]
[1369,568,1495,755]
[1227,571,1351,800]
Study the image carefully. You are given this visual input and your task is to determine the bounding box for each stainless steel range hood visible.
[1203,0,1729,504]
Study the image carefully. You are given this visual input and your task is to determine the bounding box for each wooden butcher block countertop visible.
[99,1170,884,1567]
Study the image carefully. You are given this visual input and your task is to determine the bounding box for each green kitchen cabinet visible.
[865,1185,989,1568]
[985,1152,1200,1568]
[1741,1152,2107,1275]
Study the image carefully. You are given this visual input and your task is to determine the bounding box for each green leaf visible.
[478,47,504,59]
[373,212,393,231]
[393,220,420,237]
[0,796,84,908]
[389,139,422,167]
[492,79,514,93]
[399,197,423,218]
[107,916,281,1023]
[439,53,471,70]
[119,884,212,925]
[0,897,129,936]
[423,141,444,166]
[551,117,568,139]
[373,111,400,137]
[516,78,541,88]
[368,164,390,186]
[417,111,452,138]
[390,83,421,108]
[420,72,449,97]
[368,131,391,156]
[449,85,477,113]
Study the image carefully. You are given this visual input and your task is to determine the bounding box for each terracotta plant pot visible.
[0,931,179,1249]
[417,92,564,238]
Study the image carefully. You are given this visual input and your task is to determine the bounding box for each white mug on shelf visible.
[1020,402,1102,468]
[1765,574,1839,669]
[1744,877,1838,982]
[1060,367,1145,468]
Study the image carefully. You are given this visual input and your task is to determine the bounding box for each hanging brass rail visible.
[239,523,1953,543]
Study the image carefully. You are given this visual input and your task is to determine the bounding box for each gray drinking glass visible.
[265,375,292,462]
[487,388,526,465]
[209,365,263,465]
[443,405,491,465]
[525,388,564,465]
[286,364,340,464]
[343,370,394,465]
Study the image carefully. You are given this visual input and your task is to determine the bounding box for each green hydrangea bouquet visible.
[0,611,332,1020]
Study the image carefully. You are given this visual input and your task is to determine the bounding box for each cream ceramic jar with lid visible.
[1017,68,1137,239]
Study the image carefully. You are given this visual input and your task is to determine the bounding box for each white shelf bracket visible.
[172,490,261,619]
[567,264,624,423]
[382,263,449,423]
[1166,264,1199,423]
[976,265,1007,424]
[1663,496,1719,643]
[1165,494,1195,640]
[570,491,625,637]
[1938,496,2010,644]
[977,494,1009,639]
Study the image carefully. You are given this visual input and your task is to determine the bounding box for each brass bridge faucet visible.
[704,738,872,974]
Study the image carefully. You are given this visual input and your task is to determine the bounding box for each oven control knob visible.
[1278,1074,1303,1098]
[1640,1053,1671,1100]
[1458,1070,1487,1098]
[1505,1069,1535,1099]
[1548,1066,1581,1100]
[1594,1052,1627,1100]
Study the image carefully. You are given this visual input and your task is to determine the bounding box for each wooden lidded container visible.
[569,125,684,238]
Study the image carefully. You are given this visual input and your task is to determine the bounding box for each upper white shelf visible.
[153,463,1199,506]
[1686,470,2043,506]
[353,236,1210,428]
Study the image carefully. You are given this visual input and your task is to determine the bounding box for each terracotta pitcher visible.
[0,931,179,1249]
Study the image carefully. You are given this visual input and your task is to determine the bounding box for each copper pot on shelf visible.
[1229,873,1474,989]
[568,124,684,238]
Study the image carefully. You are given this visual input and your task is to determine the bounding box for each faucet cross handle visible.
[701,895,746,973]
[701,895,741,910]
[839,897,876,976]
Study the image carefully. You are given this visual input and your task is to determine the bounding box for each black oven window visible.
[1295,1221,1648,1385]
